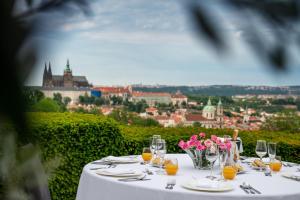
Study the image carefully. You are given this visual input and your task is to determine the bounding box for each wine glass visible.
[219,149,228,178]
[268,142,276,161]
[156,139,167,174]
[205,143,219,180]
[150,135,161,155]
[256,140,267,171]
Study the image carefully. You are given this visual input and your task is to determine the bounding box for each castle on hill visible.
[43,60,90,88]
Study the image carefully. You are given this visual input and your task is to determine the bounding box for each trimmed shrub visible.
[28,112,125,200]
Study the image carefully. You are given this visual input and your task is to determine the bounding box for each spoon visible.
[244,182,261,194]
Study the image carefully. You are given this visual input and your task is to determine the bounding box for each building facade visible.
[43,60,90,88]
[131,92,172,106]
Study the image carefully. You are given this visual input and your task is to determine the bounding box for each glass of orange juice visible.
[165,158,178,175]
[223,165,237,180]
[142,147,152,164]
[269,156,282,172]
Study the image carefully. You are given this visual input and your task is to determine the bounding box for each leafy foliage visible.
[30,98,61,112]
[28,113,125,200]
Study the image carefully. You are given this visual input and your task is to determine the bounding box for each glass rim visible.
[257,140,266,142]
[268,142,277,145]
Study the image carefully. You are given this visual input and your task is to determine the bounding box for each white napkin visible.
[194,178,222,189]
[102,156,134,163]
[96,168,135,176]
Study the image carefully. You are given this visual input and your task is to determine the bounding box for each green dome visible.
[203,98,216,112]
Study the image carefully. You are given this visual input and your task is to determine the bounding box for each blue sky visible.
[25,0,300,86]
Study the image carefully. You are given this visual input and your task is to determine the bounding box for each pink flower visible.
[178,140,190,150]
[225,142,232,150]
[204,139,212,147]
[187,140,195,147]
[178,140,185,149]
[190,134,198,141]
[219,143,227,150]
[196,144,206,151]
[211,135,218,142]
[216,138,222,145]
[199,132,206,138]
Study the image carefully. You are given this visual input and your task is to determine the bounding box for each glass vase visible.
[185,149,210,170]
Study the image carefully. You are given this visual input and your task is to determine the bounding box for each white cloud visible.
[62,21,96,31]
[79,30,195,45]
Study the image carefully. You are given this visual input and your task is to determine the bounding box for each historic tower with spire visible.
[63,59,73,88]
[216,98,224,128]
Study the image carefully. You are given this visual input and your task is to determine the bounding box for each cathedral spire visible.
[48,61,52,76]
[65,59,71,72]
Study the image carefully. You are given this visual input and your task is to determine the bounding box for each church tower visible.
[216,98,224,128]
[63,59,73,88]
[42,62,48,87]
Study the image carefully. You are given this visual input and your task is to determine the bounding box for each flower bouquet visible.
[178,133,231,170]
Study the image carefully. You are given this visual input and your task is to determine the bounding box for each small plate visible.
[181,180,234,192]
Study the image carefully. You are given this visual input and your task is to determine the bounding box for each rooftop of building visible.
[132,92,171,97]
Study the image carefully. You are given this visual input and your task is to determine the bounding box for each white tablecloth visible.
[76,154,300,200]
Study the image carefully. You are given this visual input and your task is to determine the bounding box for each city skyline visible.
[25,0,300,87]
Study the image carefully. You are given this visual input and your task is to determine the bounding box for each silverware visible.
[240,185,249,194]
[264,170,272,177]
[244,182,261,194]
[242,182,255,194]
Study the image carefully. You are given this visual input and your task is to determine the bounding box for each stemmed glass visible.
[156,139,166,174]
[255,140,267,171]
[219,149,228,179]
[268,142,276,161]
[206,143,219,180]
[150,135,161,155]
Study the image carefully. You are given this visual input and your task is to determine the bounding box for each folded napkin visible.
[101,156,134,163]
[194,178,222,189]
[96,168,135,176]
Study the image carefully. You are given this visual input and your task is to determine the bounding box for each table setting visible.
[76,132,300,200]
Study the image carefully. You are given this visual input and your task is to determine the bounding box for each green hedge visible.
[27,112,300,200]
[28,113,125,200]
[120,126,300,163]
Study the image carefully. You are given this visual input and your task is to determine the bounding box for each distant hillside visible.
[132,85,300,96]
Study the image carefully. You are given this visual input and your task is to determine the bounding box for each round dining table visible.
[76,154,300,200]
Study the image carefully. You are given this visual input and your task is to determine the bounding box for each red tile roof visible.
[93,87,130,94]
[132,92,171,97]
[185,114,210,121]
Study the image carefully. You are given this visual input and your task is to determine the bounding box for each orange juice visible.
[142,153,152,162]
[165,163,178,175]
[269,162,282,172]
[223,166,237,180]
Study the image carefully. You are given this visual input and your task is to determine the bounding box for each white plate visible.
[181,180,234,192]
[95,169,143,177]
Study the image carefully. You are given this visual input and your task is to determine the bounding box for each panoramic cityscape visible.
[2,1,300,200]
[26,59,300,132]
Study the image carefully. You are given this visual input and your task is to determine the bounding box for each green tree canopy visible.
[30,98,61,112]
